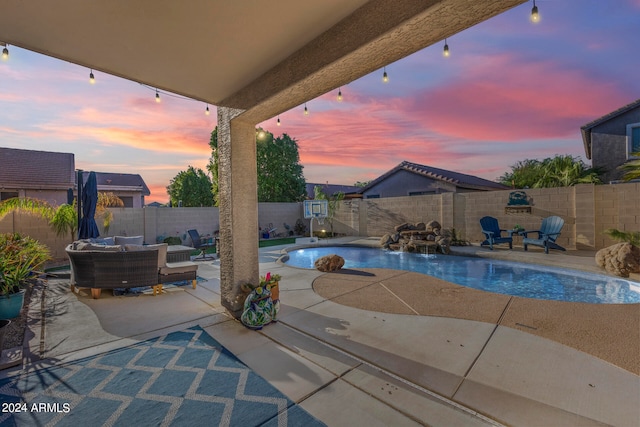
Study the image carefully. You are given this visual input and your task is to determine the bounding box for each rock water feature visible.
[379,220,452,254]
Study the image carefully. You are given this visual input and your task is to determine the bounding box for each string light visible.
[1,44,8,60]
[205,104,210,115]
[382,67,389,83]
[89,69,95,84]
[304,103,309,115]
[337,87,343,102]
[443,39,450,57]
[530,0,539,23]
[277,116,281,126]
[155,89,161,103]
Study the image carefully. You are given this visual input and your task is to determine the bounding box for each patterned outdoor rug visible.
[113,276,208,296]
[0,326,326,426]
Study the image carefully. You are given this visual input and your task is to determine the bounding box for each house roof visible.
[360,161,508,193]
[80,171,150,196]
[306,183,361,199]
[0,147,75,190]
[581,98,640,159]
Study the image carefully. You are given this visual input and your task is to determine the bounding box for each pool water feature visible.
[283,246,640,304]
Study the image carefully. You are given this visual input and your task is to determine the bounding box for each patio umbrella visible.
[78,171,100,239]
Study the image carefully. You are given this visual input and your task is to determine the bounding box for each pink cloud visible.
[404,54,629,141]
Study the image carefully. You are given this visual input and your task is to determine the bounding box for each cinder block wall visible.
[3,183,638,261]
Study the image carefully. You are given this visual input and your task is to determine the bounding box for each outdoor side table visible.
[167,245,194,263]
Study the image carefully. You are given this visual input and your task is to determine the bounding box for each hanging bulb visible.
[1,45,8,60]
[382,67,389,83]
[443,39,450,57]
[155,89,161,103]
[304,104,309,115]
[277,116,281,126]
[337,88,343,102]
[205,104,210,115]
[89,70,95,84]
[530,0,539,23]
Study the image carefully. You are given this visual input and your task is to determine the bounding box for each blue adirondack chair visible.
[480,216,513,250]
[522,216,566,254]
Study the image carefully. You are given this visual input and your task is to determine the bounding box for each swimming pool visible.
[283,246,640,304]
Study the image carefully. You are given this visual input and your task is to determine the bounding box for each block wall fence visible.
[1,182,638,261]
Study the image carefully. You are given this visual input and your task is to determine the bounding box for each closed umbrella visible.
[78,171,100,239]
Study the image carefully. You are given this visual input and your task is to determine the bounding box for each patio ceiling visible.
[1,0,525,123]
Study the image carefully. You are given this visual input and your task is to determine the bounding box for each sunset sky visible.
[1,1,639,204]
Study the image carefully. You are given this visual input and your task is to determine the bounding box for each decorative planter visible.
[0,319,11,351]
[0,289,26,319]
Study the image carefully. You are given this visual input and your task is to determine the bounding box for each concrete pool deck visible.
[3,237,638,426]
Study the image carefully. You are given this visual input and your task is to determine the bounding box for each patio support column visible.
[217,107,260,318]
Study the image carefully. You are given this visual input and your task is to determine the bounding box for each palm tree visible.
[619,152,640,182]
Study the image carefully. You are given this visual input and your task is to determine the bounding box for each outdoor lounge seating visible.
[66,241,198,298]
[187,229,216,260]
[522,216,566,254]
[480,216,513,250]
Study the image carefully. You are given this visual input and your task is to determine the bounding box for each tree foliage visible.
[166,166,214,207]
[619,152,640,182]
[208,127,306,204]
[498,155,601,188]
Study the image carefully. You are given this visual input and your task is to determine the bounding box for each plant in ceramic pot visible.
[0,233,50,319]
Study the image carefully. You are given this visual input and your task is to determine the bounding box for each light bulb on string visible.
[89,70,95,84]
[277,116,281,126]
[443,39,450,57]
[304,103,309,115]
[382,67,389,83]
[155,89,161,103]
[1,44,8,60]
[530,0,540,23]
[337,88,343,102]
[205,104,210,115]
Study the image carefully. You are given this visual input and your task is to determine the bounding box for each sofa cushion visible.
[115,235,144,245]
[92,237,115,245]
[146,243,168,268]
[123,243,167,269]
[160,261,198,275]
[75,242,122,252]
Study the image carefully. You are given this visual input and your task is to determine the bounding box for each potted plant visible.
[0,233,50,319]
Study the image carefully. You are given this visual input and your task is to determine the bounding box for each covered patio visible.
[1,0,527,316]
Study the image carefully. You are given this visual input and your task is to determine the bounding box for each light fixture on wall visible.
[277,116,281,126]
[205,104,210,115]
[304,103,309,115]
[1,43,8,60]
[530,0,540,23]
[443,39,450,57]
[89,69,95,84]
[337,87,343,102]
[382,67,389,83]
[155,89,161,103]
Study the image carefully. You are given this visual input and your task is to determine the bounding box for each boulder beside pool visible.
[595,242,640,278]
[314,254,345,272]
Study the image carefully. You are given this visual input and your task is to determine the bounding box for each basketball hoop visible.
[304,200,328,241]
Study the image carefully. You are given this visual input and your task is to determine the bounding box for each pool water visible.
[284,246,640,304]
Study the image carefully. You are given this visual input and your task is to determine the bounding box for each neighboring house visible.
[0,147,75,205]
[581,98,640,183]
[80,171,150,208]
[359,161,508,199]
[305,183,361,199]
[0,147,150,207]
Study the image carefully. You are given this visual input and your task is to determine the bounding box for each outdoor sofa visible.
[66,237,198,299]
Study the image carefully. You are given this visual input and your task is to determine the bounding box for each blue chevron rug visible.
[0,326,326,426]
